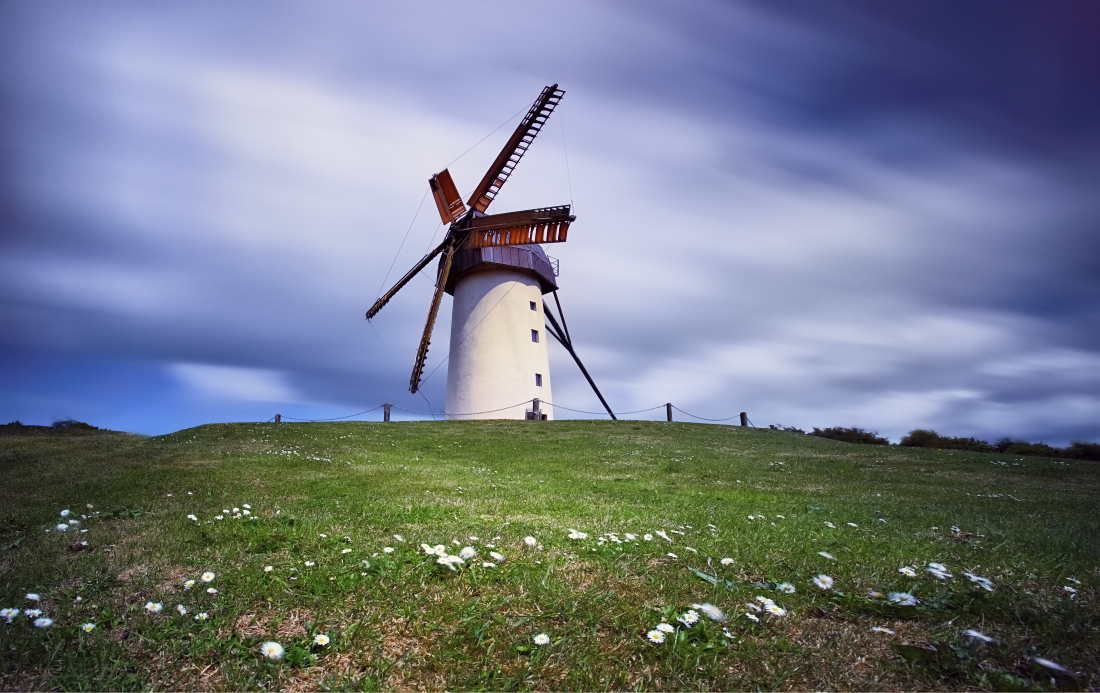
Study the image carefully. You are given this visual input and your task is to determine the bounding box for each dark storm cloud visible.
[1,1,1098,443]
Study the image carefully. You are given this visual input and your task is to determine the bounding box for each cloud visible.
[0,1,1097,443]
[170,363,298,403]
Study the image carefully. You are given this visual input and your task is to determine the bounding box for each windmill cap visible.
[444,244,558,295]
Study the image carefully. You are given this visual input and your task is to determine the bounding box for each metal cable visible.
[281,405,385,422]
[272,402,750,423]
[671,405,742,422]
[374,189,430,302]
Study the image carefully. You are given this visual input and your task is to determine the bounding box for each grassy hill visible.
[0,420,1097,691]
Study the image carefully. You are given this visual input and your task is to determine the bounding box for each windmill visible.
[366,84,615,420]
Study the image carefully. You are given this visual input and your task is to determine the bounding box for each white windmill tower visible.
[366,84,614,420]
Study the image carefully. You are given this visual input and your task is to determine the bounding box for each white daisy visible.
[81,622,96,632]
[667,553,678,559]
[176,604,187,615]
[677,609,700,627]
[778,583,795,594]
[207,588,217,594]
[264,566,273,572]
[567,529,588,539]
[304,561,315,566]
[813,574,834,590]
[655,530,672,542]
[533,633,550,645]
[964,629,994,643]
[691,602,726,621]
[25,593,40,601]
[25,609,42,618]
[341,548,352,554]
[899,566,917,577]
[643,534,653,541]
[34,617,53,628]
[184,579,195,589]
[56,524,69,532]
[489,551,505,562]
[1,608,19,622]
[764,603,786,617]
[871,626,895,634]
[393,534,404,542]
[624,533,637,541]
[481,562,496,568]
[214,515,223,521]
[1063,586,1078,594]
[260,641,284,660]
[314,633,330,646]
[818,552,835,560]
[1033,657,1067,673]
[195,612,208,621]
[720,557,735,566]
[963,572,994,591]
[656,622,675,633]
[646,629,666,643]
[824,521,835,528]
[242,504,251,509]
[847,523,858,527]
[524,536,537,546]
[145,602,163,614]
[187,514,198,521]
[60,509,70,517]
[201,572,215,582]
[888,592,918,606]
[459,546,477,560]
[745,612,760,623]
[383,547,395,553]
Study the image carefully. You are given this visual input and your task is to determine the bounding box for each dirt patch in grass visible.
[226,606,314,639]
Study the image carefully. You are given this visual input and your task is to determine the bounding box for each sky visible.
[1,1,1098,443]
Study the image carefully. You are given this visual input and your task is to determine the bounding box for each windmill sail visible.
[466,84,565,214]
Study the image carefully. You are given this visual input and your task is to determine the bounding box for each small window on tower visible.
[530,301,537,311]
[531,329,539,343]
[535,373,543,387]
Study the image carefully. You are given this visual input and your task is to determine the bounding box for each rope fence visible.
[266,399,759,427]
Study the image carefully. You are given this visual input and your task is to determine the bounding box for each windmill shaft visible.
[543,303,616,420]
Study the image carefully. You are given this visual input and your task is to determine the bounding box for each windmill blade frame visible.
[466,84,565,214]
[366,238,452,320]
[409,239,458,392]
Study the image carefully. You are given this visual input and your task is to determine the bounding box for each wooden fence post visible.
[384,403,391,422]
[274,414,281,423]
[666,403,672,422]
[740,412,748,427]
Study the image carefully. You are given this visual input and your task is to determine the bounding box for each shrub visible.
[51,419,99,431]
[809,427,889,446]
[899,430,993,453]
[1061,441,1100,461]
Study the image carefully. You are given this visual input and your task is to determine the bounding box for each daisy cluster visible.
[45,506,97,535]
[645,603,726,643]
[191,503,255,523]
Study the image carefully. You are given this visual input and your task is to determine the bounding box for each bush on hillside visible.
[993,438,1057,457]
[899,429,993,452]
[51,419,99,431]
[1061,442,1100,461]
[810,427,889,445]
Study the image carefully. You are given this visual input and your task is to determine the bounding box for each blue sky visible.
[2,1,1098,443]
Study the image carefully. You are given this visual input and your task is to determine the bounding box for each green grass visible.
[0,420,1097,691]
